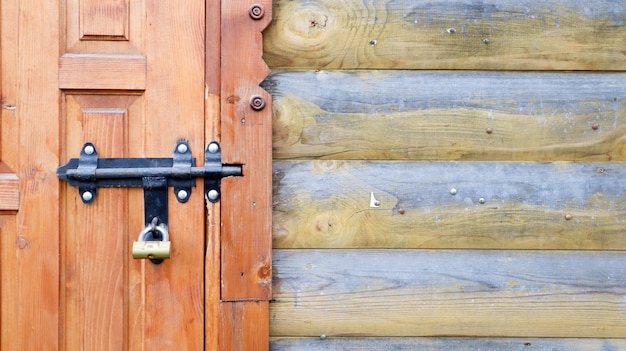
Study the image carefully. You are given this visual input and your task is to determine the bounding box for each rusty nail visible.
[486,127,493,134]
[565,214,572,220]
[250,95,266,111]
[398,208,405,215]
[249,4,264,20]
[592,123,599,130]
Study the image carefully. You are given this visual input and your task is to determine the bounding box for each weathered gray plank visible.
[270,337,626,351]
[273,160,626,249]
[266,70,626,161]
[264,0,626,70]
[270,249,626,337]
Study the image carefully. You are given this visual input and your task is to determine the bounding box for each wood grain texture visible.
[220,301,270,351]
[270,337,626,351]
[264,0,626,70]
[142,1,206,348]
[205,2,221,350]
[266,70,626,161]
[62,96,130,351]
[14,0,61,349]
[220,0,273,300]
[273,160,626,249]
[63,0,144,54]
[0,1,19,349]
[80,0,129,40]
[58,54,146,90]
[0,215,18,351]
[271,249,626,337]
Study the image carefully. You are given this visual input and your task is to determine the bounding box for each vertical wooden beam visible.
[15,0,60,350]
[143,0,206,349]
[1,0,20,349]
[220,0,272,301]
[219,1,272,350]
[206,1,222,350]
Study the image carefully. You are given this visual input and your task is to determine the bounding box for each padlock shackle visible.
[137,221,169,242]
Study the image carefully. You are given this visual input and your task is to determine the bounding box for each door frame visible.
[206,1,273,349]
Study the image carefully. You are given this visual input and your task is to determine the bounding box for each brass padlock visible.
[132,241,171,260]
[133,218,170,262]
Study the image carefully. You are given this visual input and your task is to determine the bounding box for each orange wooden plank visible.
[15,0,61,349]
[220,0,273,301]
[220,301,270,351]
[142,1,206,349]
[0,215,18,351]
[205,1,221,350]
[62,95,131,350]
[58,54,146,90]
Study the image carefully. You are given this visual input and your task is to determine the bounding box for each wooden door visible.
[1,0,272,350]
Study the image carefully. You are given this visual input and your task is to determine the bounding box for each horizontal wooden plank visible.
[273,161,626,249]
[264,0,626,70]
[266,70,626,161]
[270,337,626,351]
[58,54,146,90]
[0,162,19,212]
[270,249,626,337]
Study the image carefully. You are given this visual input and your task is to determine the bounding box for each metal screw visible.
[208,189,220,201]
[177,143,188,154]
[479,198,485,204]
[450,188,457,195]
[208,142,220,154]
[82,191,93,202]
[249,4,264,20]
[84,145,95,155]
[565,214,572,220]
[250,95,266,111]
[177,190,188,201]
[486,127,493,134]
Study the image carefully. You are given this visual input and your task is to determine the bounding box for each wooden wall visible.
[264,0,626,349]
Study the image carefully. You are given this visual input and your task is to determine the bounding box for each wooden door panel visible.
[64,0,143,54]
[62,94,139,350]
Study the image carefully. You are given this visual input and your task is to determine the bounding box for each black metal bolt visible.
[250,95,266,111]
[249,4,264,20]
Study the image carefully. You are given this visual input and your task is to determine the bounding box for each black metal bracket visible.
[57,140,242,229]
